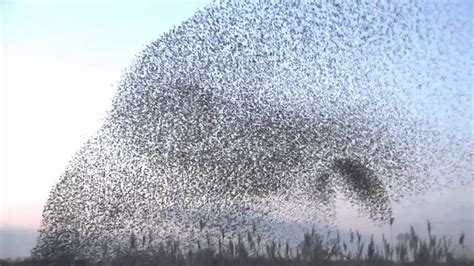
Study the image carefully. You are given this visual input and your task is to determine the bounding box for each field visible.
[1,221,472,266]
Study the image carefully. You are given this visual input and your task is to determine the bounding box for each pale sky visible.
[0,0,473,258]
[0,0,211,229]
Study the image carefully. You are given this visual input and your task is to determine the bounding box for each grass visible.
[1,220,472,266]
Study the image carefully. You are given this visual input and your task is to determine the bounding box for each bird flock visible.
[34,0,473,259]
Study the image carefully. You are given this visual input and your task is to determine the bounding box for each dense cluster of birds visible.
[34,0,472,259]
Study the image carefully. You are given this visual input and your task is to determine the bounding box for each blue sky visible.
[0,0,473,259]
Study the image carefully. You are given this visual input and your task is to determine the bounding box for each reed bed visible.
[1,220,472,266]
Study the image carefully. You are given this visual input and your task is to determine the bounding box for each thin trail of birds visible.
[34,0,472,259]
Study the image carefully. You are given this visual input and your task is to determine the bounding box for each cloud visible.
[0,227,37,259]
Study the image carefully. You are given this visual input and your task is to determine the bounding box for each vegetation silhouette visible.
[3,221,472,266]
